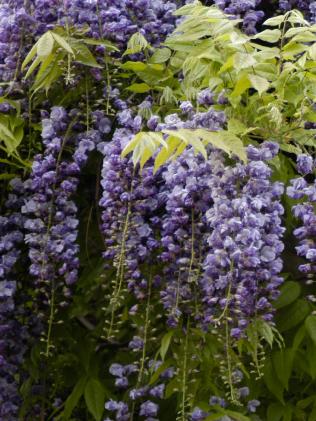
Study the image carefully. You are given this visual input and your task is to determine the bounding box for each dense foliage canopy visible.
[0,1,316,420]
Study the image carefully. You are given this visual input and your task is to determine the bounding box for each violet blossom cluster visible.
[287,154,316,282]
[0,0,36,87]
[151,94,226,132]
[22,106,100,317]
[148,100,226,326]
[201,142,285,336]
[30,0,183,49]
[62,0,181,48]
[278,0,315,18]
[159,147,222,327]
[190,370,259,420]
[105,358,174,420]
[213,0,264,34]
[0,178,27,420]
[99,109,164,304]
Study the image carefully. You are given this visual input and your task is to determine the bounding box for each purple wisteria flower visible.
[0,178,27,420]
[296,154,314,175]
[139,400,159,417]
[201,142,285,334]
[22,106,100,340]
[214,0,264,34]
[191,407,209,421]
[287,154,316,281]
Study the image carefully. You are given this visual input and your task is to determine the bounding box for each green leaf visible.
[272,348,294,390]
[264,15,285,27]
[121,132,165,166]
[219,55,234,74]
[121,132,142,158]
[195,129,247,162]
[234,53,257,71]
[125,32,149,55]
[253,29,282,43]
[248,74,270,96]
[309,404,316,421]
[22,42,38,70]
[224,410,250,421]
[154,136,181,173]
[121,61,147,72]
[160,331,174,360]
[160,86,177,105]
[84,378,106,421]
[257,319,274,348]
[126,83,151,93]
[24,56,42,79]
[0,173,17,180]
[73,42,102,68]
[35,53,55,81]
[230,74,251,99]
[52,32,74,55]
[227,119,247,135]
[31,57,63,93]
[267,403,285,421]
[82,38,118,51]
[37,31,54,57]
[150,48,172,64]
[274,281,301,309]
[163,129,207,159]
[0,122,19,154]
[279,143,302,155]
[305,315,316,346]
[204,414,224,421]
[63,377,87,420]
[276,299,310,332]
[293,325,306,350]
[309,43,316,61]
[205,409,250,421]
[264,358,285,404]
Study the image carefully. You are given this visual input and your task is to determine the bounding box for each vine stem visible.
[96,0,111,114]
[137,276,152,384]
[85,73,90,132]
[180,317,190,421]
[130,276,152,421]
[39,118,77,357]
[225,319,237,403]
[106,177,134,340]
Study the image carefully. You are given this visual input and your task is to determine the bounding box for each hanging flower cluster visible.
[2,0,316,418]
[279,0,315,17]
[147,100,225,328]
[22,106,101,352]
[101,100,285,418]
[213,0,264,34]
[99,109,165,340]
[0,178,27,420]
[287,154,316,283]
[202,142,285,336]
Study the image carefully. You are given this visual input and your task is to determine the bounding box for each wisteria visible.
[22,107,101,354]
[1,0,316,419]
[201,142,285,335]
[0,179,26,420]
[99,111,165,339]
[213,0,264,34]
[287,155,316,284]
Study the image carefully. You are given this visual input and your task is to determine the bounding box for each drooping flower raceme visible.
[201,142,285,336]
[0,178,27,420]
[99,109,165,342]
[22,107,100,350]
[213,0,264,34]
[287,154,316,283]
